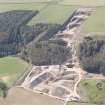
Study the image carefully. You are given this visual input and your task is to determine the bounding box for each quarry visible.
[19,7,94,104]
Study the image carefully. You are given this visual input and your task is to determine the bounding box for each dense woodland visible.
[0,10,37,32]
[0,10,61,57]
[78,37,105,75]
[0,10,38,57]
[21,40,71,65]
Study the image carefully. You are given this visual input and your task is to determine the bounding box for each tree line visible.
[78,36,105,75]
[21,40,71,65]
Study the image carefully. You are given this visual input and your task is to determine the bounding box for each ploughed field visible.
[5,87,64,105]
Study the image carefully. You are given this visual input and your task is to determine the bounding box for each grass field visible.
[67,102,97,105]
[82,7,105,35]
[0,3,46,13]
[59,0,105,6]
[28,4,77,25]
[80,79,105,104]
[0,57,28,86]
[0,3,77,25]
[0,0,52,3]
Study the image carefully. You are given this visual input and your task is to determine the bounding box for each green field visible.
[0,0,52,3]
[67,102,97,105]
[59,0,105,6]
[82,7,105,35]
[0,3,46,13]
[80,79,105,104]
[0,57,28,86]
[30,0,51,2]
[28,4,77,25]
[0,3,77,25]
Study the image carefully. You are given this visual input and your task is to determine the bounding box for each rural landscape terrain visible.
[0,0,105,105]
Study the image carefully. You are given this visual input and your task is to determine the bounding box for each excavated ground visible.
[20,7,95,103]
[22,65,79,100]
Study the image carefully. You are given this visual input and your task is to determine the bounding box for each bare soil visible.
[5,87,64,105]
